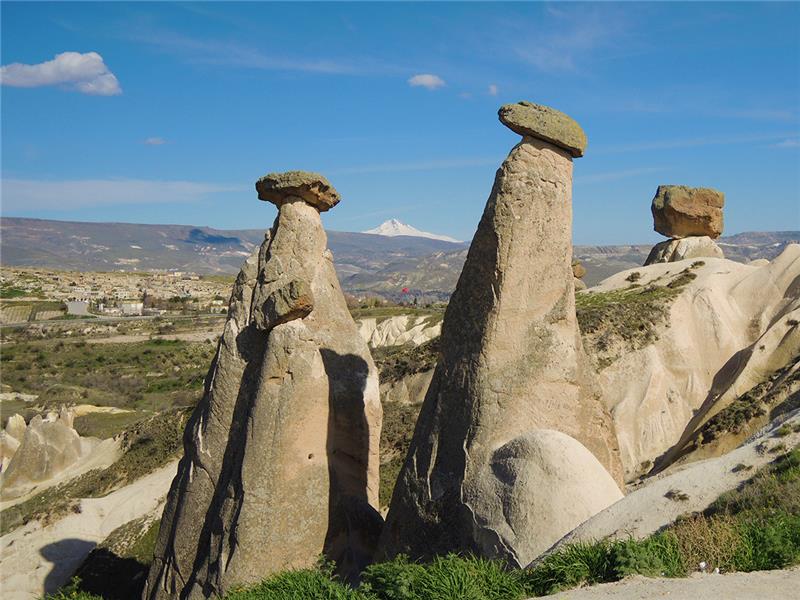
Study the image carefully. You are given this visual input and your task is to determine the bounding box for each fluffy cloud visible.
[0,52,122,96]
[143,137,167,146]
[1,178,245,211]
[488,84,498,96]
[408,73,445,90]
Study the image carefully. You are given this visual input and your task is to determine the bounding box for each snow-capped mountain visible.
[363,219,462,243]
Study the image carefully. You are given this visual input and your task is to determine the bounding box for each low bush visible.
[226,561,365,600]
[43,578,102,600]
[523,540,614,595]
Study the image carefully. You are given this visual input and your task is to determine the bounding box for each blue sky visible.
[1,1,798,244]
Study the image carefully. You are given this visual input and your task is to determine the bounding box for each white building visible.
[120,301,144,316]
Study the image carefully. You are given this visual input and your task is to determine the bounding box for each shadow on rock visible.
[321,348,384,583]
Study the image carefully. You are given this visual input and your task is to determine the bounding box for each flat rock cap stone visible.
[256,170,340,212]
[498,101,587,158]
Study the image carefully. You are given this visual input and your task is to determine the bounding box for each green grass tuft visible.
[226,561,365,600]
[42,578,103,600]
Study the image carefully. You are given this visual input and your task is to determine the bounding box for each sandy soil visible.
[537,568,800,599]
[0,460,178,600]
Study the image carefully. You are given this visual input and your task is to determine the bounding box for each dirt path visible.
[84,329,220,344]
[538,568,800,599]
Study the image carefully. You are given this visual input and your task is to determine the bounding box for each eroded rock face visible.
[644,236,724,265]
[0,409,90,499]
[144,173,382,599]
[377,105,622,567]
[5,413,27,441]
[0,431,21,472]
[587,246,800,480]
[652,185,724,239]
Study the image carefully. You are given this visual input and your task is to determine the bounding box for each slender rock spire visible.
[144,171,382,599]
[377,102,622,567]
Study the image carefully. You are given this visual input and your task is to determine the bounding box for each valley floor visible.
[538,567,800,599]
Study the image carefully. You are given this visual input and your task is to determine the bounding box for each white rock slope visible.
[591,245,800,478]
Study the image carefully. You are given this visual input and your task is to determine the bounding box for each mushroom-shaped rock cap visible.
[498,101,587,158]
[256,170,340,212]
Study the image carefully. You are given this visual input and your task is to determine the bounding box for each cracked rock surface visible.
[144,176,381,599]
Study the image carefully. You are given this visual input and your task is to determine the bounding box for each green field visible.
[0,338,215,426]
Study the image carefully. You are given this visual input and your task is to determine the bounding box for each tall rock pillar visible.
[378,102,623,567]
[144,171,382,599]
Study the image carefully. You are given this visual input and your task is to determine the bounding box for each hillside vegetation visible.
[1,338,214,426]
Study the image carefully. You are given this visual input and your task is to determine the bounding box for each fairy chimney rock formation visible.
[0,408,94,500]
[645,185,725,265]
[145,171,382,599]
[377,102,622,568]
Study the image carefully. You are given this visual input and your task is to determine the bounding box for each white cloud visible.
[0,51,122,95]
[488,84,498,96]
[1,178,246,211]
[515,7,631,73]
[771,139,800,148]
[408,73,445,90]
[143,137,167,146]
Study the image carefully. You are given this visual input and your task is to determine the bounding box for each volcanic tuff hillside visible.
[1,218,797,293]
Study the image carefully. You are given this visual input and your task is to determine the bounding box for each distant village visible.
[0,267,233,323]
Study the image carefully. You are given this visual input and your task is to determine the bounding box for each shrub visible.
[734,513,800,571]
[360,555,427,600]
[671,513,741,572]
[416,555,526,600]
[43,577,102,600]
[625,272,641,283]
[523,541,614,596]
[226,561,362,600]
[610,533,684,578]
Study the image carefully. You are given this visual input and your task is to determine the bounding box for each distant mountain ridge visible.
[363,219,462,243]
[1,217,797,298]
